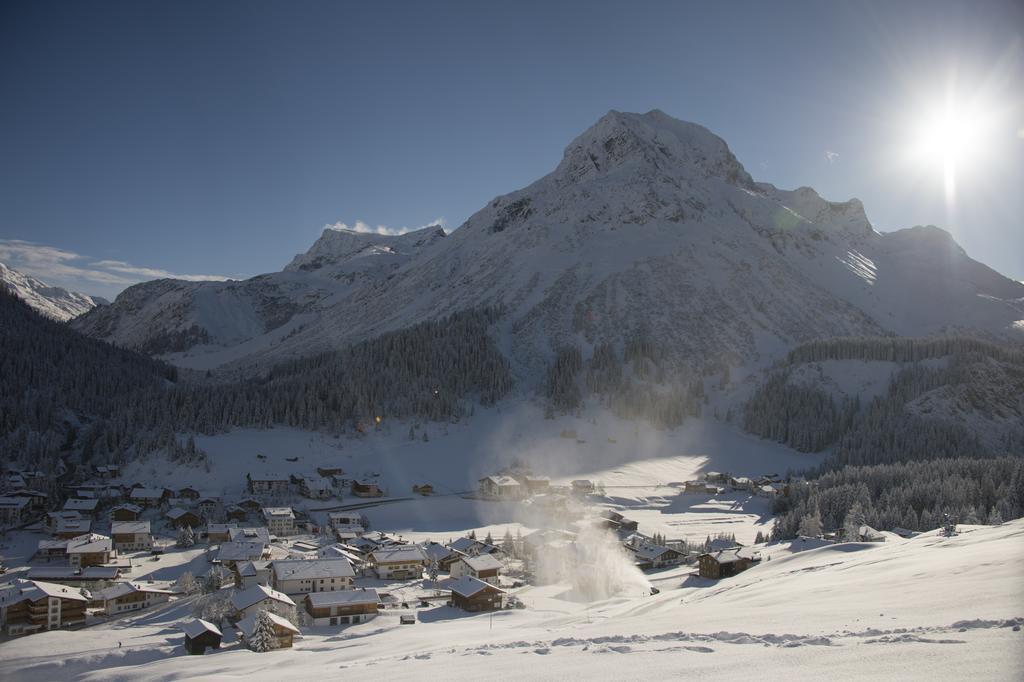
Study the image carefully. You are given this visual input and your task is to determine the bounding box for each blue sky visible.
[1,0,1021,298]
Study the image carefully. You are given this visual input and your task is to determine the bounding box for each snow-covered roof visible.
[369,545,426,564]
[248,473,290,482]
[130,488,165,499]
[56,518,92,534]
[27,565,121,581]
[228,527,271,544]
[230,584,295,611]
[317,545,364,563]
[1,579,89,605]
[634,544,680,561]
[445,575,504,598]
[704,548,749,564]
[216,541,267,562]
[237,611,299,637]
[166,507,198,520]
[461,553,503,572]
[62,498,99,511]
[305,589,379,608]
[262,507,295,519]
[448,537,484,553]
[97,581,174,601]
[181,618,222,639]
[66,533,112,554]
[0,496,29,509]
[236,560,271,577]
[271,558,354,581]
[111,521,151,535]
[111,503,143,514]
[480,475,520,487]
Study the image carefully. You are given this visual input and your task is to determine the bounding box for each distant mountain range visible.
[71,110,1024,377]
[0,262,106,322]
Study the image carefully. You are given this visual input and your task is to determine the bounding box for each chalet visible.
[412,483,434,496]
[130,487,167,507]
[597,509,637,532]
[683,480,708,494]
[177,487,201,500]
[181,618,222,654]
[708,536,741,552]
[0,497,30,527]
[45,510,80,534]
[477,476,522,500]
[262,507,296,536]
[305,588,379,626]
[570,479,595,496]
[34,538,70,563]
[166,508,203,529]
[196,497,220,518]
[756,484,780,499]
[633,544,686,570]
[368,545,427,580]
[65,533,114,569]
[94,582,174,614]
[95,464,120,479]
[61,493,99,516]
[237,498,263,512]
[111,521,153,551]
[55,517,92,539]
[447,536,487,556]
[422,541,456,568]
[246,474,290,496]
[233,560,272,589]
[316,466,345,478]
[522,476,551,495]
[522,529,576,559]
[9,489,48,512]
[446,575,505,612]
[228,526,272,544]
[206,523,237,543]
[698,549,757,579]
[109,504,143,522]
[237,612,299,649]
[214,542,268,568]
[728,476,753,492]
[450,553,502,584]
[230,584,296,621]
[704,471,727,484]
[271,558,355,596]
[225,505,248,522]
[0,579,89,636]
[351,481,383,498]
[299,477,332,500]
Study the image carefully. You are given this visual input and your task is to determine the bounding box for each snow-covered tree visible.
[798,508,823,538]
[177,571,199,595]
[248,610,277,653]
[176,524,195,548]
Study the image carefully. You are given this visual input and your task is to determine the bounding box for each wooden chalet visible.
[304,588,379,626]
[446,575,505,612]
[181,618,223,654]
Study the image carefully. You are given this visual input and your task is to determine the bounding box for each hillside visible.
[1,520,1020,680]
[71,110,1024,378]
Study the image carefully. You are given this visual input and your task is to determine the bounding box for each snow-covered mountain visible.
[0,261,105,321]
[71,110,1024,374]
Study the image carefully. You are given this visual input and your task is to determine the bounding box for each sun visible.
[912,103,988,168]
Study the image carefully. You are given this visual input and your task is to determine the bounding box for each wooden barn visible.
[698,549,756,579]
[181,619,222,654]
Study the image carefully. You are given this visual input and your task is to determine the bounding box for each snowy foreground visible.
[1,522,1021,681]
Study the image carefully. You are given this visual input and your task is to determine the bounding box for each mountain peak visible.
[0,261,102,321]
[556,109,754,188]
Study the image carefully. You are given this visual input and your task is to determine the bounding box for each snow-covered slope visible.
[0,262,104,322]
[71,226,446,364]
[72,111,1024,374]
[1,519,1019,680]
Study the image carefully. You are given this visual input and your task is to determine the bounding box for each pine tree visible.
[754,531,766,544]
[248,610,277,653]
[844,502,866,541]
[176,524,195,548]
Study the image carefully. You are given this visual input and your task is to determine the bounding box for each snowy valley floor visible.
[1,521,1021,681]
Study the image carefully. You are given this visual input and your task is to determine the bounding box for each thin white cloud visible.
[825,150,840,164]
[324,217,447,237]
[0,239,230,296]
